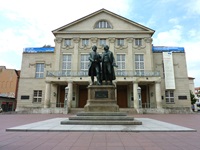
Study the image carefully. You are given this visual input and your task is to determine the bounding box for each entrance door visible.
[59,86,65,108]
[140,85,147,108]
[117,85,127,108]
[78,85,88,108]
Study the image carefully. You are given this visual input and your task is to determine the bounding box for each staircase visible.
[61,112,142,125]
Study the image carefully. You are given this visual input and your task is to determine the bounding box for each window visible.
[117,39,124,46]
[64,39,71,46]
[165,90,174,103]
[95,20,111,28]
[62,54,72,76]
[80,54,89,76]
[82,39,89,46]
[99,39,106,46]
[135,54,144,75]
[116,54,126,75]
[33,90,42,103]
[135,38,142,46]
[80,54,89,73]
[35,63,44,78]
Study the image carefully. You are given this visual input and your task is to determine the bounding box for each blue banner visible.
[152,46,184,52]
[24,47,54,53]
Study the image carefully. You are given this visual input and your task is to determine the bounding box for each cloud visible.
[0,59,18,69]
[185,0,200,15]
[0,28,30,54]
[0,0,132,52]
[169,18,179,24]
[153,25,183,46]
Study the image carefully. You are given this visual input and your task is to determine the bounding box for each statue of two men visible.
[88,45,117,85]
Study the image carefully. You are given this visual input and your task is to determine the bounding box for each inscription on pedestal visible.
[95,91,108,98]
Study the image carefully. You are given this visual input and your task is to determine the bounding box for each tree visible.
[190,90,198,105]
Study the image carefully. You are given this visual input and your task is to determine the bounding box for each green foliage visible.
[190,90,197,105]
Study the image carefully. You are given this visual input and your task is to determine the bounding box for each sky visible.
[0,0,199,87]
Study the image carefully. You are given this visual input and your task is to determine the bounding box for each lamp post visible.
[137,87,141,108]
[64,86,69,108]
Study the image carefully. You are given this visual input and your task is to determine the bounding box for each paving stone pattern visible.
[1,113,200,150]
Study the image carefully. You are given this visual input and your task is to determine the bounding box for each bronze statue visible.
[101,45,117,85]
[88,45,102,85]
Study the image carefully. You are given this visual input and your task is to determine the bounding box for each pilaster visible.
[155,81,162,109]
[54,37,62,70]
[127,38,133,71]
[109,37,115,53]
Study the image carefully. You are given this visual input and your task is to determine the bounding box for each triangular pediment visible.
[52,8,154,35]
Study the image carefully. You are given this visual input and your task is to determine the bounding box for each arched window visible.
[95,20,112,28]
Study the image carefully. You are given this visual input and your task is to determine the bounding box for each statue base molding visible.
[84,85,119,112]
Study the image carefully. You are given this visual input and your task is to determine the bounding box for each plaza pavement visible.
[1,113,200,150]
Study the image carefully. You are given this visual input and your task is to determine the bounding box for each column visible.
[67,81,73,109]
[155,81,162,109]
[51,84,57,108]
[44,81,51,108]
[133,82,139,109]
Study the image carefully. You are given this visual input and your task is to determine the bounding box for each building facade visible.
[16,9,191,113]
[0,66,20,111]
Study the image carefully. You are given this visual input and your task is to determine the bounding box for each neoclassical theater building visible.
[16,9,191,113]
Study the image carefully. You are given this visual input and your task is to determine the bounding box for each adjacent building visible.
[16,9,191,113]
[0,66,20,111]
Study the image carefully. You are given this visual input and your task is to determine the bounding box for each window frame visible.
[80,54,89,73]
[64,39,71,46]
[135,54,144,75]
[95,20,111,28]
[35,63,44,79]
[117,39,124,46]
[82,39,89,46]
[135,38,142,46]
[99,39,106,46]
[165,90,175,103]
[62,54,72,76]
[116,54,126,76]
[116,54,126,71]
[33,90,42,103]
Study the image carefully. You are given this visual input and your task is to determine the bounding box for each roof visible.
[52,8,155,35]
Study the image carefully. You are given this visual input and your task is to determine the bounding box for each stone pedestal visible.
[84,85,119,112]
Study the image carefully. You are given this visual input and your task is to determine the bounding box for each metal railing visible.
[50,102,65,108]
[46,70,160,77]
[140,102,156,108]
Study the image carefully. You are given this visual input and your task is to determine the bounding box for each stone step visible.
[69,108,138,114]
[76,112,127,116]
[86,100,117,103]
[69,116,134,121]
[61,120,142,125]
[60,111,142,125]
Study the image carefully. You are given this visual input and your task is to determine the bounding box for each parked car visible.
[194,102,200,111]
